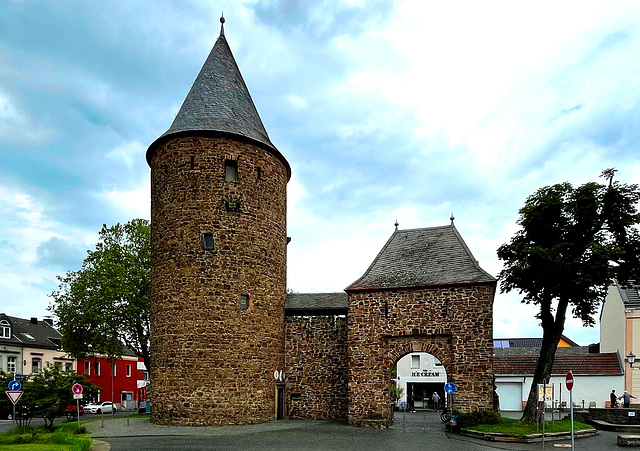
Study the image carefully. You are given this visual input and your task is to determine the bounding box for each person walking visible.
[432,392,440,411]
[619,391,637,408]
[610,389,618,408]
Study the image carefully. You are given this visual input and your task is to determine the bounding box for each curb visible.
[92,439,111,451]
[460,427,598,443]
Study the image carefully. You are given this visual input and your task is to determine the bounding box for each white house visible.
[395,352,447,409]
[494,352,623,411]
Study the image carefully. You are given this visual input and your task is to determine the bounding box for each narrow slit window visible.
[225,159,238,181]
[240,294,249,310]
[203,233,214,251]
[190,156,195,170]
[257,167,261,180]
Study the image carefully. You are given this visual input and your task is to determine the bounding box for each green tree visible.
[497,169,640,422]
[49,219,151,372]
[27,366,98,429]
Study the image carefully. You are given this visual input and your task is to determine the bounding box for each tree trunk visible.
[520,300,569,422]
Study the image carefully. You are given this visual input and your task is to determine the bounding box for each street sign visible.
[8,380,21,391]
[73,394,83,400]
[72,383,83,395]
[5,391,23,405]
[445,382,457,394]
[566,371,574,391]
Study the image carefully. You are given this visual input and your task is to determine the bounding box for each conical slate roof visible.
[346,225,496,291]
[147,21,290,178]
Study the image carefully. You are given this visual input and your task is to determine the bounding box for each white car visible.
[84,401,117,414]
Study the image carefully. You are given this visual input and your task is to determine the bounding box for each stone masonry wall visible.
[347,283,495,427]
[149,135,288,425]
[285,315,348,421]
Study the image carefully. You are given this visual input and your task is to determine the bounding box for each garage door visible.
[497,382,522,411]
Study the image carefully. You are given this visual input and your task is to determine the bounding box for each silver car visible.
[84,401,117,414]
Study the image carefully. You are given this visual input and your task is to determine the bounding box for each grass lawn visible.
[0,421,92,451]
[465,417,593,438]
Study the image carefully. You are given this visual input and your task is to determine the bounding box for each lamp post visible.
[626,351,636,368]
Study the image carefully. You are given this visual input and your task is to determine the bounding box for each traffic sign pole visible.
[566,371,575,451]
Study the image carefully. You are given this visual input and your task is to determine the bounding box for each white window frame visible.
[7,356,16,373]
[94,361,100,376]
[411,355,420,369]
[84,360,90,375]
[126,364,131,377]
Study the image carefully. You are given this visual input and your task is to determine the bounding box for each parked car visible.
[84,401,117,414]
[64,404,84,419]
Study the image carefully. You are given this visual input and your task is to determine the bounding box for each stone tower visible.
[146,19,291,426]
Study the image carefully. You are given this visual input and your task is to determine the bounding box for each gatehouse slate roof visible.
[346,225,496,291]
[494,353,623,376]
[146,20,291,179]
[285,292,347,316]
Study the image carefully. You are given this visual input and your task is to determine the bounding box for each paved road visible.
[90,410,625,451]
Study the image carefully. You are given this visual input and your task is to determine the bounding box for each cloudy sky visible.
[2,0,639,346]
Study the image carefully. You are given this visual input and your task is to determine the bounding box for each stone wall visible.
[347,283,495,427]
[575,407,640,425]
[285,315,348,421]
[149,135,288,425]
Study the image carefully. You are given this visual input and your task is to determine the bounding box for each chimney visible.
[30,317,38,325]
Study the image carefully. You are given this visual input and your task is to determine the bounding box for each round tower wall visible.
[149,135,287,425]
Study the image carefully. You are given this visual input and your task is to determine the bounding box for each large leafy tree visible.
[49,219,151,372]
[497,170,640,422]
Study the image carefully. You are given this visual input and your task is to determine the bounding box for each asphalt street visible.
[90,410,627,451]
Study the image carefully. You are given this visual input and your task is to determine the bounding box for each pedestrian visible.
[432,392,440,411]
[619,391,637,408]
[610,389,617,408]
[407,394,414,412]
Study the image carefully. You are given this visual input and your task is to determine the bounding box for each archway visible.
[393,351,448,411]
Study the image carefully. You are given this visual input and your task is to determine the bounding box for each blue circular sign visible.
[8,380,21,391]
[444,382,457,394]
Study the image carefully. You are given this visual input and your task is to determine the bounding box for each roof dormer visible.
[0,319,11,340]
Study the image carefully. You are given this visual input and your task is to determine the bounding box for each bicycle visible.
[440,407,451,423]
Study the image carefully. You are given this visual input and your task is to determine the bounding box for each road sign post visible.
[72,384,83,426]
[566,371,574,451]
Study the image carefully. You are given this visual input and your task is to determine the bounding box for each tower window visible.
[225,160,238,181]
[240,294,249,310]
[190,156,195,170]
[257,167,261,180]
[203,233,214,251]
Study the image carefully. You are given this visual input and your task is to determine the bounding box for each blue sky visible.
[2,0,640,346]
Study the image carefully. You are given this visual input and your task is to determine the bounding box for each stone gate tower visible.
[146,18,291,425]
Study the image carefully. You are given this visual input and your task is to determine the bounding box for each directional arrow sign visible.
[6,391,23,405]
[8,380,21,391]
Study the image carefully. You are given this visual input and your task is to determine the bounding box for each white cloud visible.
[0,89,53,144]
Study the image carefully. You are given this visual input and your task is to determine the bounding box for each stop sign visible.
[566,371,574,391]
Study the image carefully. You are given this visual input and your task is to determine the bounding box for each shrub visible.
[457,409,501,428]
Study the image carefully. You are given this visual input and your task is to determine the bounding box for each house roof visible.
[146,19,291,179]
[494,353,623,376]
[494,335,580,348]
[0,313,62,350]
[346,225,496,291]
[619,283,640,306]
[285,292,347,316]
